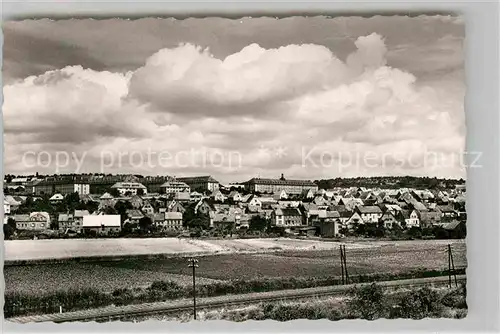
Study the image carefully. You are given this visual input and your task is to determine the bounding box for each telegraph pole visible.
[188,258,199,320]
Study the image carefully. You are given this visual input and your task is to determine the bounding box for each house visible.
[313,211,340,237]
[272,208,303,227]
[152,213,165,227]
[195,199,216,215]
[99,193,115,208]
[383,204,402,215]
[380,211,400,229]
[82,215,121,235]
[155,212,183,230]
[346,212,364,229]
[405,209,421,228]
[228,191,243,202]
[441,220,466,239]
[211,190,227,202]
[356,206,383,223]
[340,198,364,211]
[129,195,144,209]
[58,213,76,232]
[190,191,204,202]
[241,194,253,203]
[176,176,220,192]
[141,200,155,215]
[437,205,457,219]
[313,196,328,207]
[80,194,99,204]
[4,200,11,215]
[160,180,190,194]
[125,209,144,224]
[4,195,24,211]
[49,193,64,203]
[273,190,288,201]
[247,196,262,212]
[111,182,147,196]
[14,212,51,231]
[419,209,442,227]
[258,197,277,207]
[74,210,90,227]
[301,188,315,200]
[173,191,191,202]
[166,200,186,214]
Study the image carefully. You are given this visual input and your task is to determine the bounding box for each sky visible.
[2,15,466,183]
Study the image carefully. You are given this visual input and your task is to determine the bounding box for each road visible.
[7,274,466,324]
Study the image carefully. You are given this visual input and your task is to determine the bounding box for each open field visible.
[4,239,466,295]
[4,237,465,261]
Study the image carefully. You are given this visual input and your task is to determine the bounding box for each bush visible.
[441,284,467,309]
[391,286,443,319]
[347,283,387,320]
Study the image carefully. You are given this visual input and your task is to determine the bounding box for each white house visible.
[346,212,364,229]
[111,182,147,196]
[82,215,121,235]
[212,190,227,202]
[4,200,11,215]
[190,191,204,202]
[273,190,288,200]
[356,206,383,223]
[405,210,421,228]
[14,212,51,231]
[160,181,190,194]
[301,188,315,199]
[228,191,243,202]
[49,193,64,202]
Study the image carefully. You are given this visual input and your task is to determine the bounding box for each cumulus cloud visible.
[3,31,465,181]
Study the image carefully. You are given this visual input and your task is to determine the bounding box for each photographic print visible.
[2,14,467,323]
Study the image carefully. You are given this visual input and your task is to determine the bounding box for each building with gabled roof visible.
[176,176,220,192]
[244,174,318,195]
[272,207,303,227]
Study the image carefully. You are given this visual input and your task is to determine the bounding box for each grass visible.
[4,241,466,295]
[126,284,468,322]
[4,267,465,318]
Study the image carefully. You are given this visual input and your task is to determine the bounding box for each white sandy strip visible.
[3,238,465,261]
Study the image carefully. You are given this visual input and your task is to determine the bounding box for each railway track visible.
[8,275,466,324]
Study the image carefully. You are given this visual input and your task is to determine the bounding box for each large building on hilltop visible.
[176,176,220,192]
[33,177,90,196]
[244,174,318,195]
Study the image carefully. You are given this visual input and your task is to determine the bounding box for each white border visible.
[1,1,499,333]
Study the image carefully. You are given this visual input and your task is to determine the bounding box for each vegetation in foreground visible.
[135,284,467,322]
[4,268,464,318]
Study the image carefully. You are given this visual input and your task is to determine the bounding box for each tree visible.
[103,206,118,215]
[249,215,268,232]
[354,223,366,236]
[188,216,210,230]
[407,226,422,239]
[109,188,120,197]
[137,189,145,196]
[4,217,17,240]
[3,224,15,240]
[65,192,81,206]
[138,216,153,232]
[114,200,133,224]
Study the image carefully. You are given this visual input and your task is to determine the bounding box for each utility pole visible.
[339,245,345,285]
[448,244,458,287]
[343,244,349,284]
[188,258,199,320]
